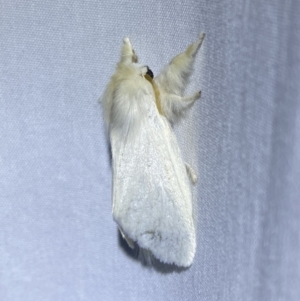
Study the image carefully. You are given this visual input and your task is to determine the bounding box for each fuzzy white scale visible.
[102,33,205,267]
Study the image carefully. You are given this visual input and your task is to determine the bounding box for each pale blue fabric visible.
[1,1,300,300]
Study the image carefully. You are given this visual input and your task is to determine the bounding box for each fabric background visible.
[1,1,300,300]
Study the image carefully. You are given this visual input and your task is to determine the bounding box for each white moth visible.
[102,33,205,267]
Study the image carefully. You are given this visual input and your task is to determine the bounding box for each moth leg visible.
[185,32,206,57]
[183,90,202,105]
[119,37,138,64]
[185,163,197,184]
[155,33,205,94]
[164,90,201,116]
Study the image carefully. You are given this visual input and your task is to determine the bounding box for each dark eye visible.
[146,66,154,79]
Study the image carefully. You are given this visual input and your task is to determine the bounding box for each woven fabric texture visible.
[1,1,300,300]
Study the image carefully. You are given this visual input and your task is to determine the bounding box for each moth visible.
[102,33,205,267]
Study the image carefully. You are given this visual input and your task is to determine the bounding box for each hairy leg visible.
[161,90,201,121]
[155,33,205,95]
[119,37,138,64]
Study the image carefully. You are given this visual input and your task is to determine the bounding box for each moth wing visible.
[110,96,196,267]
